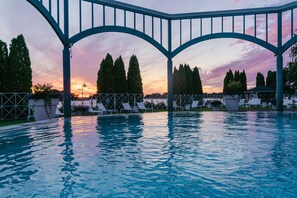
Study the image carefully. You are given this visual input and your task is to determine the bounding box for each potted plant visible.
[224,80,242,111]
[210,100,222,111]
[29,83,61,121]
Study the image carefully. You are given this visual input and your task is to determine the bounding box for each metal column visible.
[167,20,173,112]
[276,12,283,111]
[63,46,71,117]
[276,54,283,111]
[63,0,71,117]
[167,58,173,111]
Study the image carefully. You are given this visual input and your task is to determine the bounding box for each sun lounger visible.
[121,103,134,113]
[137,102,153,112]
[173,101,182,110]
[97,103,113,114]
[244,98,261,108]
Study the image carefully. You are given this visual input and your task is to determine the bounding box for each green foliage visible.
[239,70,247,92]
[256,72,265,87]
[224,69,247,94]
[234,70,240,82]
[223,69,234,94]
[184,64,194,94]
[127,55,143,94]
[173,64,203,94]
[0,39,8,91]
[32,83,60,118]
[173,67,179,94]
[287,44,297,89]
[113,56,127,93]
[226,80,242,95]
[97,53,114,93]
[32,83,60,100]
[192,67,203,94]
[266,70,276,89]
[8,35,32,92]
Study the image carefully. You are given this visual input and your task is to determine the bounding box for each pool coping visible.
[0,113,144,133]
[0,118,60,133]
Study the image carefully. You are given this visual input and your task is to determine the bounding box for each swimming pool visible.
[1,112,297,197]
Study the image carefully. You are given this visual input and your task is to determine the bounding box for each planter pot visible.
[224,95,239,112]
[211,106,221,111]
[29,99,59,121]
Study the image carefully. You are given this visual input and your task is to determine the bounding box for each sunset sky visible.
[0,0,296,95]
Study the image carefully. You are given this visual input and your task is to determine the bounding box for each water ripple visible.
[0,112,297,197]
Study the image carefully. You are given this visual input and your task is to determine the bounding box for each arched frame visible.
[26,0,297,116]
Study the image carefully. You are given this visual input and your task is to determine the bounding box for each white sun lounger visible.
[97,103,113,114]
[173,101,182,110]
[137,102,153,112]
[244,98,261,108]
[121,103,133,113]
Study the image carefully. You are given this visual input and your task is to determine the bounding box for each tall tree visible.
[234,70,240,82]
[8,35,32,92]
[192,67,203,94]
[287,44,297,90]
[176,64,187,94]
[0,39,8,91]
[127,55,143,94]
[266,70,276,89]
[173,67,179,94]
[113,56,127,93]
[97,53,114,93]
[184,64,194,94]
[223,69,234,94]
[256,72,265,87]
[239,70,247,92]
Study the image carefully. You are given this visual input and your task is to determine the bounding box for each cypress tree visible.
[173,67,178,94]
[266,70,276,89]
[287,44,297,90]
[223,69,234,94]
[184,64,194,94]
[113,56,127,93]
[234,70,240,82]
[177,64,187,94]
[256,72,265,87]
[0,40,8,91]
[240,70,247,92]
[8,35,32,92]
[127,55,143,94]
[192,67,203,94]
[97,53,114,93]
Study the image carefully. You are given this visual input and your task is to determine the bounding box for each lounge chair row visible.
[87,102,153,115]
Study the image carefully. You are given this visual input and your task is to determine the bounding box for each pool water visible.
[1,112,297,197]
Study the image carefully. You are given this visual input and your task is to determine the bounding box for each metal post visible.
[276,54,283,111]
[114,94,116,112]
[167,58,173,112]
[63,46,71,117]
[276,12,283,111]
[63,0,71,117]
[167,20,173,112]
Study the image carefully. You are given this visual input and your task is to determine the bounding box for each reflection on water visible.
[0,112,297,197]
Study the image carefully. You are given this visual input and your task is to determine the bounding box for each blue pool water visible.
[1,112,297,197]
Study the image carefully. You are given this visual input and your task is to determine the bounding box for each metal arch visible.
[24,0,297,115]
[282,36,297,53]
[69,26,169,58]
[172,33,278,58]
[170,1,297,19]
[27,0,66,45]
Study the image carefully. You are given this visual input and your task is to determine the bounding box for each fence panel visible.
[0,93,29,120]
